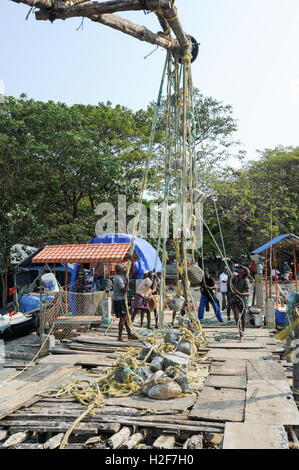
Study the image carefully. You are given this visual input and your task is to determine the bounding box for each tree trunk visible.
[1,271,8,307]
[35,0,172,20]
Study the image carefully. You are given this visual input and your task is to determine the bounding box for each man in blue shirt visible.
[113,264,138,342]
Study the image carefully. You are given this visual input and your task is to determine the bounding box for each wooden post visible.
[35,0,173,20]
[162,4,190,48]
[265,249,268,300]
[274,246,278,310]
[13,0,177,50]
[65,262,68,316]
[294,311,299,405]
[293,245,298,292]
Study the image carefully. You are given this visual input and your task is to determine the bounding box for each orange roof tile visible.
[32,243,138,264]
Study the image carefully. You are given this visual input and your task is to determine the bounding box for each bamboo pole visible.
[293,245,298,292]
[265,249,268,299]
[274,246,278,310]
[65,262,68,316]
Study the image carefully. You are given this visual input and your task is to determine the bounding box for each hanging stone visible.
[171,158,183,170]
[193,188,205,204]
[168,296,185,313]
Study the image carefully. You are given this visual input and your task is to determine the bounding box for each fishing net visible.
[40,289,107,341]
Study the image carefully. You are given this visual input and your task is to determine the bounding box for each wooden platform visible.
[223,423,289,449]
[0,313,298,449]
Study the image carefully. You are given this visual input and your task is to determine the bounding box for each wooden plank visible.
[37,354,114,367]
[4,411,224,430]
[153,433,176,449]
[207,349,273,360]
[247,360,287,382]
[223,423,289,449]
[105,394,196,411]
[6,422,98,434]
[207,342,264,349]
[245,380,299,425]
[0,365,77,420]
[209,360,246,376]
[189,388,246,423]
[205,375,246,390]
[101,418,223,434]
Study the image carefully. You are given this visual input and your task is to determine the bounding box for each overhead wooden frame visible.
[11,0,195,54]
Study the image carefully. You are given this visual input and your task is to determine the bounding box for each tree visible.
[203,146,299,259]
[0,205,41,305]
[146,89,245,198]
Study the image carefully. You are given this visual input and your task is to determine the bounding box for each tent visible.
[70,233,162,287]
[251,233,299,308]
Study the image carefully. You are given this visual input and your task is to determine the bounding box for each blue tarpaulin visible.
[19,294,54,313]
[70,233,162,288]
[251,233,299,254]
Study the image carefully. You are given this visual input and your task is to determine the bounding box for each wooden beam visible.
[35,0,172,21]
[12,0,176,50]
[161,4,190,48]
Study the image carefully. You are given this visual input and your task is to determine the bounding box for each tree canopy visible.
[0,93,297,305]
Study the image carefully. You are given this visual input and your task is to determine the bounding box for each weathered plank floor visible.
[0,309,298,449]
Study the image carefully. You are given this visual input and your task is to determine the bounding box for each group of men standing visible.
[198,263,250,342]
[112,264,160,342]
[112,261,250,343]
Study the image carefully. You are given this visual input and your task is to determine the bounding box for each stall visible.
[251,233,299,311]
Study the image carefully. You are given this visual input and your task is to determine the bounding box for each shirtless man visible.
[230,266,250,342]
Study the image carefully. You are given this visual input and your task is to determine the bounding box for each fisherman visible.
[112,264,138,342]
[131,271,155,329]
[150,272,161,329]
[198,268,223,323]
[219,266,229,311]
[230,265,250,342]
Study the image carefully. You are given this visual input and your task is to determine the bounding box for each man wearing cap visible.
[112,264,138,342]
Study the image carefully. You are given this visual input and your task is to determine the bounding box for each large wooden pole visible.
[161,3,189,48]
[293,245,298,292]
[35,0,172,20]
[294,306,299,405]
[89,13,173,49]
[11,0,192,50]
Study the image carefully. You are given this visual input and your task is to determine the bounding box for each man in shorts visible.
[112,264,138,342]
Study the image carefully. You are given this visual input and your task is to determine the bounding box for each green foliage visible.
[203,146,299,258]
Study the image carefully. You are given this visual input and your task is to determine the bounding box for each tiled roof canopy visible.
[32,243,138,264]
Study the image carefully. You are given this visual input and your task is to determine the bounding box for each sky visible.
[1,0,299,162]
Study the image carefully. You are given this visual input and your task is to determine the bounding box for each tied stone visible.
[150,355,165,372]
[145,380,182,400]
[163,351,190,370]
[176,340,193,356]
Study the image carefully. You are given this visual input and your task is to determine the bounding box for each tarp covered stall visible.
[32,242,139,316]
[251,233,299,309]
[86,233,162,279]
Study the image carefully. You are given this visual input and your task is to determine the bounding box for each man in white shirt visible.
[219,267,229,312]
[257,263,263,276]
